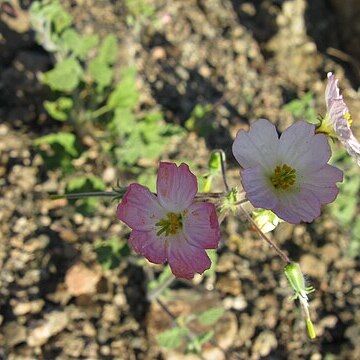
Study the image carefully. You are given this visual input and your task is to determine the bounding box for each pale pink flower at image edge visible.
[117,162,220,279]
[232,119,343,224]
[325,72,360,165]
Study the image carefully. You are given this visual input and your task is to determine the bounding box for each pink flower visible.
[320,72,360,165]
[117,162,220,279]
[232,119,343,224]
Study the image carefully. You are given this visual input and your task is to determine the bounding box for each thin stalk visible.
[239,203,290,263]
[50,191,118,200]
[147,274,176,301]
[92,104,112,119]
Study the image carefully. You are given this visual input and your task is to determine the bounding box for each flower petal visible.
[129,230,167,264]
[232,119,279,171]
[272,190,321,224]
[279,121,328,168]
[156,162,197,212]
[341,133,360,166]
[241,165,279,209]
[117,183,164,231]
[167,234,211,279]
[183,202,220,249]
[325,72,342,108]
[301,164,343,203]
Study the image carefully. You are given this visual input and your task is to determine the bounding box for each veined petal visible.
[284,133,332,172]
[272,190,321,224]
[279,121,322,167]
[232,119,279,171]
[328,99,351,138]
[325,72,342,108]
[183,202,220,249]
[157,162,197,212]
[241,165,278,209]
[117,183,164,231]
[341,134,360,166]
[167,234,211,279]
[129,230,167,264]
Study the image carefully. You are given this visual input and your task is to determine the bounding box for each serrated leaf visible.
[44,97,73,121]
[98,34,118,65]
[156,327,188,349]
[42,58,83,92]
[107,67,138,110]
[197,307,225,326]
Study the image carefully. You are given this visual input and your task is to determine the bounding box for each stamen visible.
[155,212,182,236]
[270,164,296,190]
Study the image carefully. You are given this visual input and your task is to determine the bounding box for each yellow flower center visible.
[270,164,296,190]
[155,212,182,236]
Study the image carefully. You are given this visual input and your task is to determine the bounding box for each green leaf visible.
[108,108,137,137]
[34,132,79,173]
[44,97,73,121]
[61,29,99,59]
[156,327,188,349]
[197,307,225,326]
[107,67,139,110]
[204,249,218,277]
[98,34,118,65]
[35,132,78,157]
[42,58,83,92]
[283,92,318,124]
[186,330,214,354]
[88,57,113,90]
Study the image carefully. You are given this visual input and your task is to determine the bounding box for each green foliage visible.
[156,327,188,349]
[330,147,360,256]
[185,104,214,138]
[107,67,139,110]
[186,331,214,354]
[197,307,225,326]
[44,97,73,121]
[125,0,155,26]
[30,0,73,54]
[61,29,99,60]
[34,132,79,173]
[42,58,83,92]
[95,237,130,270]
[66,175,106,213]
[111,110,184,167]
[204,249,218,278]
[283,92,318,124]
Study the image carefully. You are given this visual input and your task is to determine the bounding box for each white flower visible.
[232,119,343,224]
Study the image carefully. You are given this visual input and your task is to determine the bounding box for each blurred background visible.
[0,0,360,359]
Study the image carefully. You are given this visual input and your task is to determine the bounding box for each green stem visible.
[50,191,118,200]
[92,104,112,119]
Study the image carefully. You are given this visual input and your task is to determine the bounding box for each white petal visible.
[232,119,279,171]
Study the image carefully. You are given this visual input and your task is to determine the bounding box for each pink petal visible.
[117,183,164,231]
[329,99,351,138]
[183,202,220,249]
[232,119,279,171]
[241,165,279,209]
[129,230,167,264]
[167,234,211,279]
[156,162,197,212]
